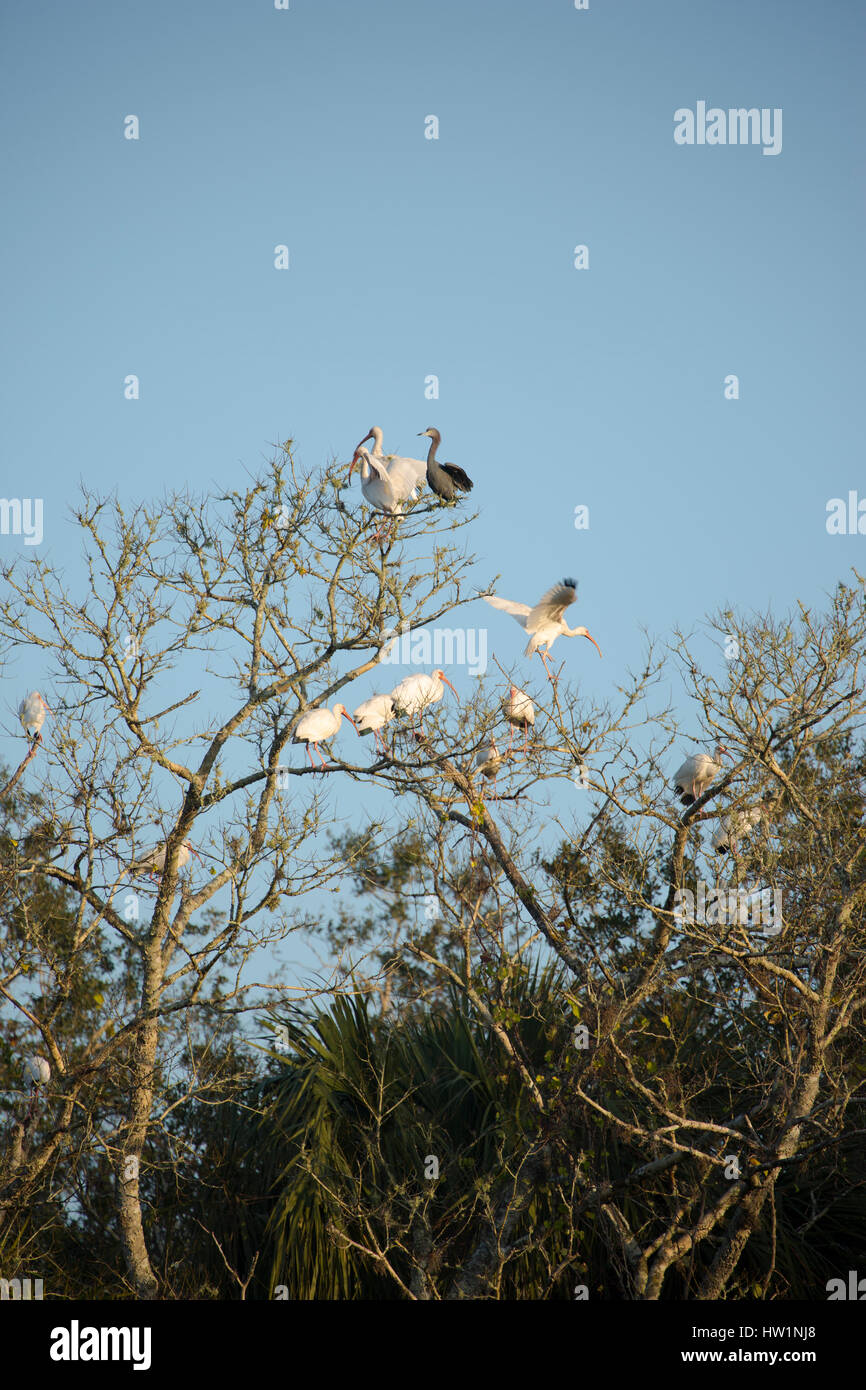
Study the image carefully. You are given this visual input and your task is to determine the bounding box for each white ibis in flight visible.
[390,669,458,732]
[672,744,730,806]
[353,694,396,752]
[475,738,503,796]
[19,691,51,744]
[502,685,535,754]
[128,840,202,878]
[293,703,358,770]
[711,805,762,854]
[417,428,474,503]
[483,578,601,676]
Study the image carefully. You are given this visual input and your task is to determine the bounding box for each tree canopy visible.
[2,445,864,1300]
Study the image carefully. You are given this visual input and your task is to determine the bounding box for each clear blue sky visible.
[1,0,863,996]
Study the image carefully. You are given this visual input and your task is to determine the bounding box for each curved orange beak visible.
[440,675,458,699]
[349,433,373,477]
[583,632,602,658]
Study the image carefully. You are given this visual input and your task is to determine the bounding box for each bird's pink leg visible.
[315,743,328,771]
[306,743,317,769]
[374,515,397,547]
[523,726,528,756]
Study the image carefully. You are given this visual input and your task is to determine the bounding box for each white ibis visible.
[18,691,51,743]
[390,669,458,732]
[711,805,762,854]
[348,449,402,514]
[353,427,427,499]
[672,744,730,806]
[129,840,201,878]
[353,694,395,752]
[475,738,503,795]
[417,428,474,502]
[293,703,357,769]
[502,685,535,754]
[22,1053,51,1122]
[24,1054,51,1087]
[483,578,601,676]
[348,449,415,544]
[349,429,426,540]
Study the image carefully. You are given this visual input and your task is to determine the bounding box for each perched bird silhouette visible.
[293,704,358,770]
[475,738,503,796]
[18,691,51,744]
[389,670,458,733]
[353,694,396,752]
[418,428,474,502]
[24,1054,51,1087]
[672,744,730,806]
[502,685,535,754]
[127,840,201,878]
[711,804,763,854]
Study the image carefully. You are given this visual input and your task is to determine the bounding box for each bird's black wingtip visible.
[562,576,577,590]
